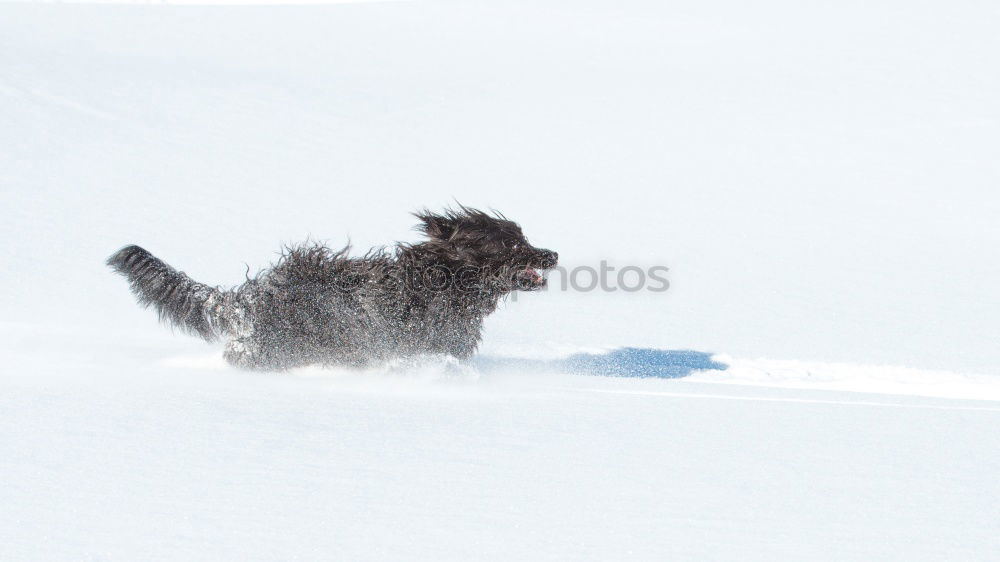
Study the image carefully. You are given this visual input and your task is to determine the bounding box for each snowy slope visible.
[1,1,999,560]
[3,351,1000,561]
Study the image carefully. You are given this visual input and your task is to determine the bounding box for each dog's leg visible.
[442,326,482,361]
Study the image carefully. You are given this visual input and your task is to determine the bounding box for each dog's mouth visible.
[515,267,547,290]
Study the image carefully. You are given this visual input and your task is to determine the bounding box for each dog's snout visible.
[539,250,558,268]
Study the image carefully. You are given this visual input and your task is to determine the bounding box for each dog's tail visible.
[107,245,236,342]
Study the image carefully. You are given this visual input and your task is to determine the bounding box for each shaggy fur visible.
[107,207,558,370]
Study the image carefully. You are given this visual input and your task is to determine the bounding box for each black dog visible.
[107,206,558,370]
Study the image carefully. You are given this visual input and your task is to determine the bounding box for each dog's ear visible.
[414,210,458,240]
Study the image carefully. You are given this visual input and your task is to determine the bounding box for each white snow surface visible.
[1,1,999,560]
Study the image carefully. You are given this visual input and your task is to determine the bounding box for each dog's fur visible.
[107,206,557,370]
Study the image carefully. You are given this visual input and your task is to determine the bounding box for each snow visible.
[1,0,999,560]
[3,353,1000,561]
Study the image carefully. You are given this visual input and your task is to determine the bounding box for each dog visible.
[107,206,558,370]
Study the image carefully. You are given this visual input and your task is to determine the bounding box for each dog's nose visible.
[540,250,558,268]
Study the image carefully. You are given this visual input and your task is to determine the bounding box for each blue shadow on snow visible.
[473,347,728,379]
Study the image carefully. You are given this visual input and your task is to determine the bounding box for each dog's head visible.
[414,206,558,291]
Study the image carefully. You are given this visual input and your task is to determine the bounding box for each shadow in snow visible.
[474,347,728,379]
